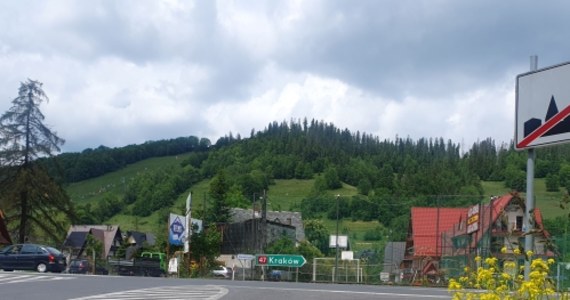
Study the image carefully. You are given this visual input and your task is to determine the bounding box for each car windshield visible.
[46,246,62,255]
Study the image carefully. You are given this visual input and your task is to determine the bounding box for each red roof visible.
[410,207,467,257]
[414,193,550,257]
[471,193,548,247]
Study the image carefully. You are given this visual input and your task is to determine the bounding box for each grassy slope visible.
[481,179,566,218]
[66,154,193,204]
[65,154,566,249]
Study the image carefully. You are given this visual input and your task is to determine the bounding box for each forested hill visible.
[45,119,570,226]
[43,136,213,183]
[46,118,570,195]
[45,118,570,241]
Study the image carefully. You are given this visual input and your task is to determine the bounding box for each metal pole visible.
[334,195,340,283]
[185,192,191,254]
[390,230,394,275]
[524,55,538,281]
[252,193,255,252]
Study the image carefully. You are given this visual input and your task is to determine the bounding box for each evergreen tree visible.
[304,219,330,255]
[0,79,75,243]
[207,170,231,223]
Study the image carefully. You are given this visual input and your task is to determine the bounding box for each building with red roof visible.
[401,193,551,284]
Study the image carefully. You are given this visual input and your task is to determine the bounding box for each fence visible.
[312,258,362,283]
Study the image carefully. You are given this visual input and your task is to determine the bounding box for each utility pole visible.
[252,193,256,252]
[334,194,340,283]
[262,190,267,250]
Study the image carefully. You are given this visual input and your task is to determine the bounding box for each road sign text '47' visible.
[255,254,306,267]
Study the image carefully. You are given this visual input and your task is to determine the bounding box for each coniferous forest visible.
[30,118,570,244]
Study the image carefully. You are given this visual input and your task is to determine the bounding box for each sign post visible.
[514,57,570,279]
[255,254,307,268]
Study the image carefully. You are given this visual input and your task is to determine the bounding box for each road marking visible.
[68,285,228,300]
[229,285,449,298]
[0,273,74,284]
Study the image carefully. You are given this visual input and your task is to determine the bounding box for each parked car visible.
[0,243,66,273]
[212,266,232,278]
[268,269,282,281]
[68,258,109,275]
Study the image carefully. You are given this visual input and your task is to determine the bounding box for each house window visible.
[516,216,523,231]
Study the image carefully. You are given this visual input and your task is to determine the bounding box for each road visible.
[0,271,451,300]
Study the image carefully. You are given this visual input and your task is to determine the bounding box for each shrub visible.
[448,249,559,299]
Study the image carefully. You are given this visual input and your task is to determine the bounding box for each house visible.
[0,209,11,245]
[230,208,305,242]
[220,218,297,254]
[443,193,551,258]
[63,225,122,258]
[402,193,551,282]
[213,208,305,256]
[383,242,406,280]
[125,231,157,248]
[401,207,467,282]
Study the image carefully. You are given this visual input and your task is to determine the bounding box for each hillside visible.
[55,119,570,252]
[65,152,567,250]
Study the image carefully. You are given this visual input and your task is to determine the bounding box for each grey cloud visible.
[273,1,570,99]
[2,0,570,152]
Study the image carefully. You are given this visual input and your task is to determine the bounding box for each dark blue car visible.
[0,243,67,273]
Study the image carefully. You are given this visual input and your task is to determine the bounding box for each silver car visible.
[212,266,232,278]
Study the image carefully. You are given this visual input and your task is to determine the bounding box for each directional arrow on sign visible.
[255,254,306,267]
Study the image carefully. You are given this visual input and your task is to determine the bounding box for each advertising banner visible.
[169,213,186,246]
[467,204,480,234]
[168,213,203,246]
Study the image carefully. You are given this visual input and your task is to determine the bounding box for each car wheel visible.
[36,263,48,273]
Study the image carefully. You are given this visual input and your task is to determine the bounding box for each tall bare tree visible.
[0,79,75,243]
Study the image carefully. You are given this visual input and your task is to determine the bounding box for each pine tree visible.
[207,170,231,223]
[0,79,75,243]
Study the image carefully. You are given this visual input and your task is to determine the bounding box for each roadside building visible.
[383,242,406,282]
[220,218,297,254]
[402,193,552,284]
[63,225,123,258]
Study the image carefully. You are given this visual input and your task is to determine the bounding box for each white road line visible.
[68,285,228,300]
[0,273,74,284]
[229,285,450,298]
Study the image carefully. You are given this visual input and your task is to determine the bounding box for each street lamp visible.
[334,194,340,283]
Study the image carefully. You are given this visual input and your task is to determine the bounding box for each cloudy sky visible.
[1,0,569,153]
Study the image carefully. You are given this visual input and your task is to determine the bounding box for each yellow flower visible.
[526,250,534,258]
[513,248,521,255]
[448,278,462,290]
[547,258,555,265]
[475,256,481,262]
[500,246,507,253]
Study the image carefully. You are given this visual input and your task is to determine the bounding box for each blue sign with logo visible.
[169,213,186,246]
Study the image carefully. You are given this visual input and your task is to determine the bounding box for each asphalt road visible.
[0,271,452,300]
